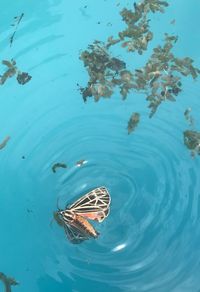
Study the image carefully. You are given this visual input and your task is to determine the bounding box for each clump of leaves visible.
[79,0,200,135]
[79,41,132,101]
[107,0,169,54]
[0,59,32,85]
[80,34,200,119]
[0,272,19,292]
[127,112,140,134]
[119,9,153,54]
[133,34,200,117]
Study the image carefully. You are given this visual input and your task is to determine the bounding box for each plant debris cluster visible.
[80,34,200,118]
[133,34,200,117]
[79,41,127,101]
[0,59,32,85]
[107,0,169,54]
[79,0,200,135]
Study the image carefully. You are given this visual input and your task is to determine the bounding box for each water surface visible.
[1,0,200,291]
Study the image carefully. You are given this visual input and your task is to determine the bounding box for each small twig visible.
[10,13,24,47]
[0,136,10,150]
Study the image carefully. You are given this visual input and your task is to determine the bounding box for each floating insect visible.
[54,186,111,244]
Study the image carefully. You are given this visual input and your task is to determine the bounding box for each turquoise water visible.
[1,0,200,291]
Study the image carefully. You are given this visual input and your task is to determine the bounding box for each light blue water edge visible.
[1,0,200,291]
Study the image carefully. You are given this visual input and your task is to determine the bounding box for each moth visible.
[54,186,111,244]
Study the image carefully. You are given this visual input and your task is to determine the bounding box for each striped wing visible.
[69,186,111,222]
[64,224,89,244]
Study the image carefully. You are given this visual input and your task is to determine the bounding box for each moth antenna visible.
[49,197,64,229]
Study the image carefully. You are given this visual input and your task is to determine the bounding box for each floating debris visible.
[0,59,32,85]
[0,272,19,292]
[170,19,176,25]
[76,159,87,167]
[0,136,10,150]
[107,0,169,54]
[17,72,32,84]
[0,60,17,85]
[79,6,90,18]
[183,109,199,157]
[80,1,200,125]
[10,13,24,47]
[81,33,200,117]
[133,34,200,117]
[183,130,200,157]
[107,22,112,27]
[52,163,67,173]
[184,107,194,127]
[79,41,129,102]
[127,112,140,134]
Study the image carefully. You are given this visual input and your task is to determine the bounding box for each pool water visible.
[1,0,200,291]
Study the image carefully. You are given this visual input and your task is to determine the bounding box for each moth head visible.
[59,209,75,223]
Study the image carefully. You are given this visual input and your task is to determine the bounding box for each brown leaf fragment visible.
[0,59,32,85]
[127,112,140,134]
[184,108,194,127]
[184,130,200,156]
[17,72,32,84]
[0,60,17,85]
[52,163,67,173]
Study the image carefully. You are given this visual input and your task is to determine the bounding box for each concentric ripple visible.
[51,113,200,292]
[1,0,200,291]
[3,101,200,291]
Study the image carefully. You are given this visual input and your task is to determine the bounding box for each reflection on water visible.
[0,0,200,291]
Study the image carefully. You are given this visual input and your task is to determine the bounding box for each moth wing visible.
[69,186,111,222]
[64,224,89,244]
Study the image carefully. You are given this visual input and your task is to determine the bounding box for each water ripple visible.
[6,108,199,291]
[1,1,200,290]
